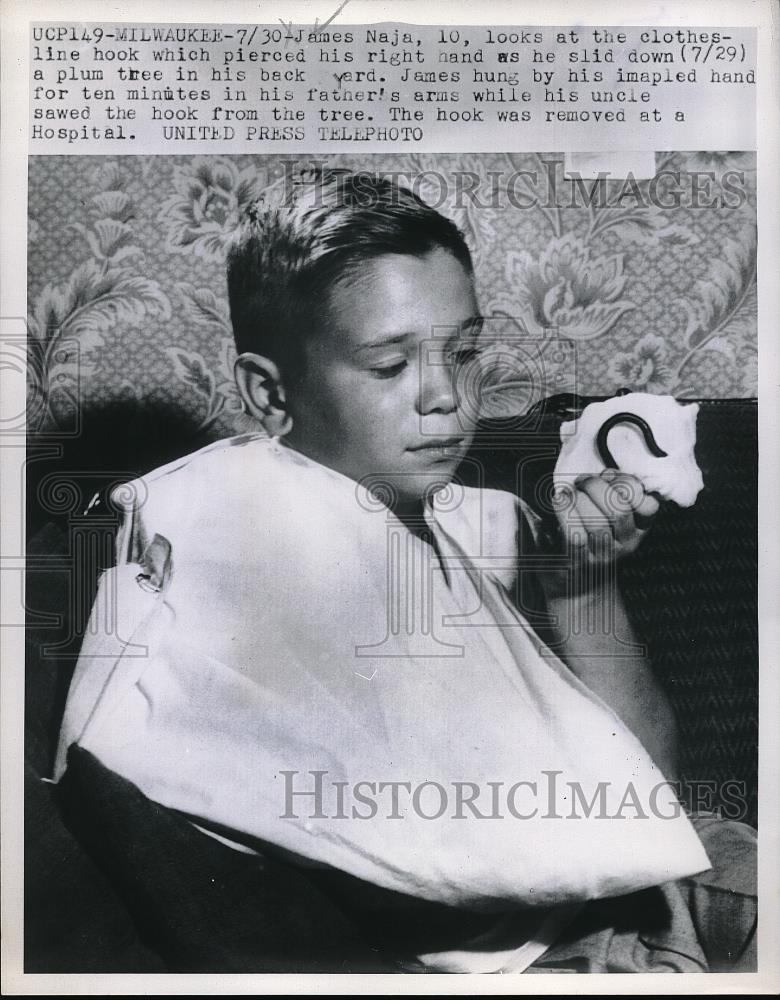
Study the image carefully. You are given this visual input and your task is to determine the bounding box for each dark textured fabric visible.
[24,762,165,973]
[25,515,116,779]
[618,401,758,828]
[50,747,397,973]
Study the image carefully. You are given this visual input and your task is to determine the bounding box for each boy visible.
[54,169,756,973]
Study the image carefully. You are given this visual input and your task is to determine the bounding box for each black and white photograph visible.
[20,149,760,974]
[2,0,779,993]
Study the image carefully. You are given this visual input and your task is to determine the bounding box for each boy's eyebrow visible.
[352,332,411,357]
[351,316,484,357]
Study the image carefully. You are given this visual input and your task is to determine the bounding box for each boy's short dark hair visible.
[226,168,473,371]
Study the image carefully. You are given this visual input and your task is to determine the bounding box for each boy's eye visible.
[369,359,407,379]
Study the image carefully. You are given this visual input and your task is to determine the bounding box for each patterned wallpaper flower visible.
[27,152,756,441]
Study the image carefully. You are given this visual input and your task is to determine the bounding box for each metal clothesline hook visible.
[596,412,669,470]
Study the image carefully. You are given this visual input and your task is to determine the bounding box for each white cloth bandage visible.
[554,393,704,508]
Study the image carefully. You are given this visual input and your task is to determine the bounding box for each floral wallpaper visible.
[27,152,756,441]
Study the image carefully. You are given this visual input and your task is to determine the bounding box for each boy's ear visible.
[234,352,293,437]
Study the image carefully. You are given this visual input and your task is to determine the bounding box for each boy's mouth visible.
[407,436,466,454]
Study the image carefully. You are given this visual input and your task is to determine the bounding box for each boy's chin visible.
[358,458,472,515]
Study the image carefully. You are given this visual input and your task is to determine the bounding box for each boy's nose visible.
[418,361,457,415]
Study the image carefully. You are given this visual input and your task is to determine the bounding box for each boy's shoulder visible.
[114,433,321,513]
[109,433,398,566]
[123,432,275,488]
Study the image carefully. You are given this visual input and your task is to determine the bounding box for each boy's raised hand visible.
[534,469,660,599]
[557,468,660,563]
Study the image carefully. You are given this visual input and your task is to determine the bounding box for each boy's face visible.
[284,248,481,508]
